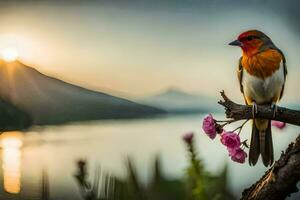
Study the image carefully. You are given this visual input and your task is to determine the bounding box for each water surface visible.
[0,114,299,200]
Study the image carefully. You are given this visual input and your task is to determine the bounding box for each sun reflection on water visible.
[1,132,23,194]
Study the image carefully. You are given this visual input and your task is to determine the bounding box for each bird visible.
[229,30,287,167]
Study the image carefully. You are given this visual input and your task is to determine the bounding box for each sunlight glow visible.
[1,137,23,149]
[1,132,23,194]
[1,47,19,62]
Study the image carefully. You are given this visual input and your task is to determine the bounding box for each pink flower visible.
[228,147,237,157]
[220,132,240,149]
[182,132,194,144]
[230,148,247,163]
[202,114,217,139]
[272,121,286,129]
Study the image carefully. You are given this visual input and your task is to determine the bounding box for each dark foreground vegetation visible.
[73,135,234,200]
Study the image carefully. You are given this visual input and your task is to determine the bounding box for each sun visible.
[1,47,19,62]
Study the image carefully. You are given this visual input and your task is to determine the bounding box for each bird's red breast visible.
[241,49,283,79]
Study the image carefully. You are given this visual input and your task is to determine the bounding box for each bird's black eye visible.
[246,36,254,41]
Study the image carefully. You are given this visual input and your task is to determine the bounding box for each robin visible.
[229,30,287,166]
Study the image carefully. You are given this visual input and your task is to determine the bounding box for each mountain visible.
[139,88,220,114]
[0,60,164,125]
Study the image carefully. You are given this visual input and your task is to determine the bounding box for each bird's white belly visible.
[242,64,285,104]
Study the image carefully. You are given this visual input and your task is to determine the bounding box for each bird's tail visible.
[249,119,273,166]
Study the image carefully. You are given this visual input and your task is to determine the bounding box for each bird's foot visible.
[271,103,278,118]
[252,102,258,119]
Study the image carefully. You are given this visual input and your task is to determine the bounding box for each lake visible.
[0,114,299,200]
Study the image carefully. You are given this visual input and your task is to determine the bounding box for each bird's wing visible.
[237,57,244,94]
[277,49,287,100]
[237,57,248,104]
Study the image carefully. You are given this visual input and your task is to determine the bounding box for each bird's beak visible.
[228,40,242,46]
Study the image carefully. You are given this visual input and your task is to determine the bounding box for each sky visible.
[0,0,299,103]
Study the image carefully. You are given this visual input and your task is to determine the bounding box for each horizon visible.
[0,58,219,100]
[2,58,300,107]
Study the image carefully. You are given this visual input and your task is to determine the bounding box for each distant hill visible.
[139,88,220,114]
[0,98,32,131]
[0,60,164,125]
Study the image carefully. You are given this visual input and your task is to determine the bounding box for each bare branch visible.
[218,91,300,126]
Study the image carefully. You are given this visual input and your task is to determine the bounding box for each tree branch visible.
[241,134,300,200]
[218,91,300,199]
[218,91,300,126]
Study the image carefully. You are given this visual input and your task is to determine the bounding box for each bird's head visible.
[229,30,273,56]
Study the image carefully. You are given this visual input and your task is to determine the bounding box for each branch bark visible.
[241,135,300,200]
[218,91,300,126]
[218,91,300,200]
